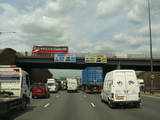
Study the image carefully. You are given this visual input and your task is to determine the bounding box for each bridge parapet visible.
[17,52,160,60]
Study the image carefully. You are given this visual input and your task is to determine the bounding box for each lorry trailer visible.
[82,67,103,93]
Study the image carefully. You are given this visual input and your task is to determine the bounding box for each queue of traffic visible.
[0,65,143,116]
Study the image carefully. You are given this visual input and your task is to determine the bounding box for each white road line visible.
[44,103,50,108]
[91,102,95,107]
[83,95,86,97]
[56,95,59,98]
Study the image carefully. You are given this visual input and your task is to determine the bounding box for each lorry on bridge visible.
[82,67,103,93]
[0,65,31,115]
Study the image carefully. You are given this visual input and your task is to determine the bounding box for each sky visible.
[0,0,160,78]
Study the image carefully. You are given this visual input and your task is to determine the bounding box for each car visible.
[31,83,50,99]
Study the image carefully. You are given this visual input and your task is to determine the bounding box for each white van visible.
[47,78,58,93]
[101,70,141,108]
[67,78,78,92]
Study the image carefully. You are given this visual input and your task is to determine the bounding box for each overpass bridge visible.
[16,55,160,74]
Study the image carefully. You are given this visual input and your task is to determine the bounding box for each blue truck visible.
[82,67,103,93]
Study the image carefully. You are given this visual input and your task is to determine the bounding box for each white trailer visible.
[67,78,78,92]
[101,70,141,108]
[0,66,31,115]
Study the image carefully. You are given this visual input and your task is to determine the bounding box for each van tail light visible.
[111,93,114,98]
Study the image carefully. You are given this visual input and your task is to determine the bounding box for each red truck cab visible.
[31,83,50,98]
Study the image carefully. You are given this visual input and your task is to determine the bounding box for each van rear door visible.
[125,71,139,101]
[114,71,127,101]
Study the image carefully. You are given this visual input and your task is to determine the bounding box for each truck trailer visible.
[82,67,103,93]
[0,66,31,115]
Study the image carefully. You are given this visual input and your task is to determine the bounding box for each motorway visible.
[1,91,160,120]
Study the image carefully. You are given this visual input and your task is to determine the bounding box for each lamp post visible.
[147,0,154,93]
[147,0,153,72]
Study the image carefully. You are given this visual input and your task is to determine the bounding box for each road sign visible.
[85,55,107,63]
[85,57,96,63]
[54,54,76,63]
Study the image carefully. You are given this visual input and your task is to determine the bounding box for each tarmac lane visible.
[1,91,160,120]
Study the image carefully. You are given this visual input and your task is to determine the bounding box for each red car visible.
[31,83,50,99]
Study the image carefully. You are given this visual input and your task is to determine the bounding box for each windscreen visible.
[32,85,45,89]
[48,83,55,86]
[0,74,20,81]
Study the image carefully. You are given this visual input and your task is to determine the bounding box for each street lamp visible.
[147,0,153,72]
[147,0,154,93]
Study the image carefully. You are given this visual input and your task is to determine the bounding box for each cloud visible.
[44,0,86,17]
[96,0,131,17]
[127,2,146,23]
[96,0,160,24]
[0,0,86,51]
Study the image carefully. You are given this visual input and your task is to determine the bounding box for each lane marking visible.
[83,95,86,97]
[44,103,50,108]
[91,102,95,107]
[56,95,59,98]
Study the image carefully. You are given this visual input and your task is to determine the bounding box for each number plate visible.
[116,96,124,100]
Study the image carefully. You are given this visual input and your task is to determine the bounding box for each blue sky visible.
[0,0,160,77]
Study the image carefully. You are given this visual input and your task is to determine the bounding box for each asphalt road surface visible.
[1,91,160,120]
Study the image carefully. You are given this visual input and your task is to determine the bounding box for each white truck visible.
[101,70,141,108]
[0,66,31,115]
[67,78,78,92]
[47,78,58,93]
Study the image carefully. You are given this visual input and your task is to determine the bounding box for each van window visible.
[48,83,55,86]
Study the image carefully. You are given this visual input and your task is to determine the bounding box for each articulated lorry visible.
[82,67,103,93]
[0,65,31,115]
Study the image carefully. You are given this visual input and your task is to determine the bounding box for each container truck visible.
[82,67,103,93]
[0,66,31,115]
